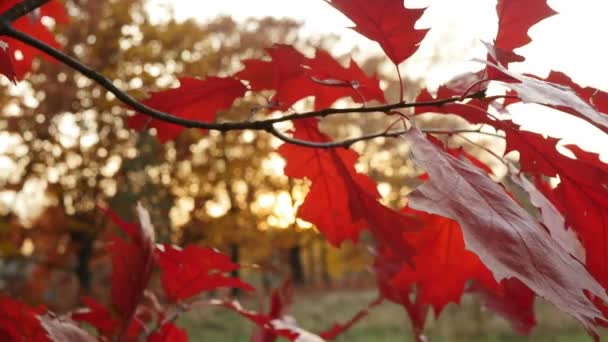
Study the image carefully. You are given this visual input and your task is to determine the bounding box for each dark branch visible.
[1,0,51,23]
[0,21,501,148]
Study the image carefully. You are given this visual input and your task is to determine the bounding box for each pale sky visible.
[146,0,608,157]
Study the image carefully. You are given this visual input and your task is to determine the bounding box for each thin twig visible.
[0,11,503,148]
[1,0,51,22]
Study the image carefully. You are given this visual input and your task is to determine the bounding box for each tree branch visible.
[0,21,503,149]
[1,0,51,23]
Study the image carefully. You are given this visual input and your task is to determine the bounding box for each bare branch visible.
[0,0,51,23]
[0,22,504,149]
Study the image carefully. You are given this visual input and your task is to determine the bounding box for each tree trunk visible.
[229,243,240,297]
[288,245,304,285]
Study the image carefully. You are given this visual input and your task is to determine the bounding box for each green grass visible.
[178,289,604,341]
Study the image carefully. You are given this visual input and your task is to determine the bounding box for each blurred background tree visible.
[0,0,435,312]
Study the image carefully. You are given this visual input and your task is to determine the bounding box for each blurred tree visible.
[0,0,446,310]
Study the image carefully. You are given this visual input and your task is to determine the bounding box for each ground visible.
[179,288,604,341]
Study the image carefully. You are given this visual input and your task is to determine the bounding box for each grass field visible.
[178,289,603,341]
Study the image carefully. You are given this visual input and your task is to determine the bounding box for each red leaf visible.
[236,45,307,110]
[545,71,608,114]
[470,279,536,335]
[392,206,499,315]
[71,297,119,338]
[236,45,383,110]
[319,296,383,340]
[404,127,608,335]
[487,61,608,134]
[0,40,16,83]
[326,0,428,65]
[0,0,68,79]
[510,173,585,261]
[148,323,188,342]
[501,130,608,290]
[39,315,96,342]
[103,204,156,336]
[494,0,556,61]
[216,301,301,342]
[373,247,429,338]
[278,118,419,261]
[306,49,385,109]
[278,118,374,245]
[156,244,254,302]
[0,297,50,342]
[128,77,247,143]
[251,279,293,342]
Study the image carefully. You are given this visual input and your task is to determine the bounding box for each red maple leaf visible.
[508,132,608,288]
[494,0,557,61]
[417,99,608,296]
[249,279,294,342]
[148,323,188,342]
[217,298,302,342]
[128,77,247,143]
[236,45,307,110]
[470,279,536,335]
[318,296,383,340]
[487,61,608,134]
[0,297,50,342]
[279,118,419,261]
[71,297,119,339]
[404,126,608,335]
[237,45,383,110]
[155,244,254,302]
[392,206,499,315]
[102,205,156,338]
[545,71,608,114]
[373,246,429,338]
[510,173,585,261]
[305,49,385,109]
[326,0,428,65]
[0,0,68,79]
[0,39,16,83]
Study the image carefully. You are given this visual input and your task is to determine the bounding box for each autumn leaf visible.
[306,49,385,109]
[319,296,383,340]
[250,279,294,342]
[509,173,585,261]
[155,244,254,302]
[103,204,156,337]
[326,0,428,65]
[487,60,608,134]
[392,206,499,316]
[0,0,68,79]
[71,297,119,339]
[508,132,608,288]
[128,77,247,142]
[470,279,536,335]
[278,118,375,245]
[279,118,420,260]
[404,126,608,335]
[236,45,383,110]
[0,297,50,342]
[148,323,188,342]
[0,40,16,83]
[373,246,429,338]
[545,71,608,114]
[39,315,96,342]
[216,300,301,342]
[494,0,557,62]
